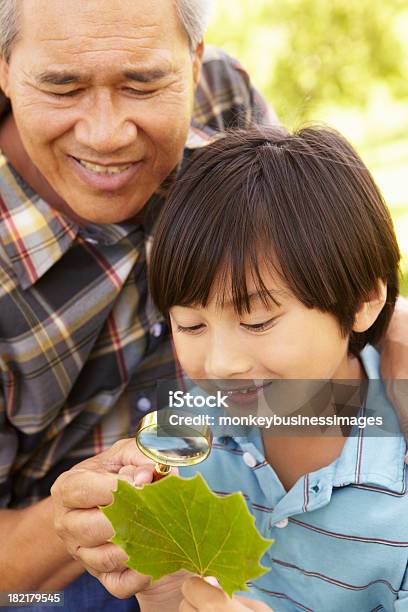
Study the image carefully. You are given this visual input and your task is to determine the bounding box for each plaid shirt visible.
[0,47,274,509]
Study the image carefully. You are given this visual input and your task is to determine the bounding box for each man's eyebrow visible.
[123,68,172,83]
[36,67,172,86]
[36,71,83,85]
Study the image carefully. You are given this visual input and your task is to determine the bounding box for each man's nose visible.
[74,90,137,154]
[205,335,252,379]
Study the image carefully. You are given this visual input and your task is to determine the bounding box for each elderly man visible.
[0,0,407,611]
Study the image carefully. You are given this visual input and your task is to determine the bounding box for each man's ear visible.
[192,41,204,87]
[0,57,10,97]
[352,280,388,333]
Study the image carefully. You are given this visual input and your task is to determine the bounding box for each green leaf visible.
[101,473,273,597]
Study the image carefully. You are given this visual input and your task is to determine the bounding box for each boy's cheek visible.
[173,339,206,379]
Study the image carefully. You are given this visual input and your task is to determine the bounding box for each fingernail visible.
[134,469,153,486]
[204,576,220,587]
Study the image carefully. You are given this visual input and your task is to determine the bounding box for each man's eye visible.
[240,318,276,332]
[123,87,157,96]
[176,324,205,335]
[48,90,81,98]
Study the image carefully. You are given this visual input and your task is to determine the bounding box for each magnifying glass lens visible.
[135,410,213,479]
[137,425,211,465]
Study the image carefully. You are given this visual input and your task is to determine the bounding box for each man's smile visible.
[68,155,143,191]
[74,158,135,175]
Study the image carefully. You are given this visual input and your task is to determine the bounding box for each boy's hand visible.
[136,570,193,612]
[50,438,175,599]
[380,296,408,456]
[180,577,272,611]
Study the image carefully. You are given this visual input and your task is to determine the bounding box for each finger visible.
[100,439,156,472]
[182,576,230,607]
[204,576,220,587]
[235,595,273,611]
[60,507,115,547]
[118,464,155,486]
[179,600,196,612]
[77,542,129,574]
[98,567,152,600]
[54,469,121,509]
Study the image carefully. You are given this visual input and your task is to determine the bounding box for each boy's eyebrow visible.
[249,289,283,303]
[224,288,284,307]
[35,67,172,86]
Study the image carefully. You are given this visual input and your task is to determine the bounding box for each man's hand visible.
[51,438,172,599]
[180,577,272,611]
[380,296,408,456]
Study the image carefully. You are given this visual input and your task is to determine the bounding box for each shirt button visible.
[242,452,257,468]
[137,397,152,412]
[275,518,289,528]
[150,322,163,338]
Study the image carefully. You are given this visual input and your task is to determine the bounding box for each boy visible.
[148,126,406,611]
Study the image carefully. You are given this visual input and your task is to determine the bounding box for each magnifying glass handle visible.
[152,463,172,482]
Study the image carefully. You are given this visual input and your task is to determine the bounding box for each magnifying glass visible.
[135,409,213,481]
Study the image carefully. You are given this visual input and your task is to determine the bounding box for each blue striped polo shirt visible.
[179,346,408,611]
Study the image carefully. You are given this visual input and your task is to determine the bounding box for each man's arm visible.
[380,296,408,453]
[0,382,80,590]
[0,497,83,590]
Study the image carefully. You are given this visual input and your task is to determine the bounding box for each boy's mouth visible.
[216,381,273,406]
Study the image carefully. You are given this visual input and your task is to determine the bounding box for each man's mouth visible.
[74,158,135,175]
[68,155,143,192]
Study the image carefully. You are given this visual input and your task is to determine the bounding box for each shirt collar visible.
[231,345,406,496]
[330,345,406,494]
[0,122,213,290]
[0,154,79,289]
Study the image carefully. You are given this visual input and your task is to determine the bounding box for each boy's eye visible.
[240,317,276,332]
[176,324,205,335]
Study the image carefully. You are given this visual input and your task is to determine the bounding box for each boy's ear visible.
[352,280,387,333]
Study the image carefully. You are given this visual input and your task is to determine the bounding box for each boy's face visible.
[170,267,364,393]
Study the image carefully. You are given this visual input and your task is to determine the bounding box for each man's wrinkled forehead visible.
[16,0,189,58]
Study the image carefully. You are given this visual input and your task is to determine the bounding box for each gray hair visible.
[175,0,215,51]
[0,0,18,62]
[0,0,214,62]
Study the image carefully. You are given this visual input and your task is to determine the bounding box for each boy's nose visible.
[205,340,252,379]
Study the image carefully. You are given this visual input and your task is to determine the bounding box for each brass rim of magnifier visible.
[135,410,213,467]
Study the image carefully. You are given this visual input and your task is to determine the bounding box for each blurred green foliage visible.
[207,0,408,296]
[207,0,408,125]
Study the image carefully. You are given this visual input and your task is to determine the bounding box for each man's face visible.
[0,0,202,223]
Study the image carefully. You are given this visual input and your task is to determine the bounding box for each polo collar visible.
[230,346,406,516]
[331,345,406,494]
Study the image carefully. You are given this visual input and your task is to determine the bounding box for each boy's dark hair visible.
[150,126,400,356]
